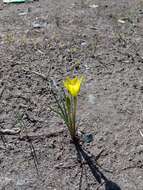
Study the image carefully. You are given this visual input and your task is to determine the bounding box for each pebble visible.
[83,133,93,143]
[32,20,47,29]
[89,4,99,8]
[118,19,125,24]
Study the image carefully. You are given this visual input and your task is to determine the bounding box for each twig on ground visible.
[0,128,20,148]
[31,71,48,80]
[95,149,105,161]
[0,128,21,135]
[121,163,143,171]
[23,64,52,81]
[26,135,40,176]
[54,163,77,169]
[140,130,143,137]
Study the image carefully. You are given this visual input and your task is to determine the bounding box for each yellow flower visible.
[64,76,83,96]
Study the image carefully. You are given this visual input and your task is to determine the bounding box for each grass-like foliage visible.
[50,76,83,140]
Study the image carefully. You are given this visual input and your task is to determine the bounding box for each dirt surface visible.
[0,0,143,189]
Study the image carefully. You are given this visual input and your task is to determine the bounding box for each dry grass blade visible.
[27,136,40,176]
[16,113,40,176]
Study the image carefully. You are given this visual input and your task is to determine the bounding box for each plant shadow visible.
[74,141,121,190]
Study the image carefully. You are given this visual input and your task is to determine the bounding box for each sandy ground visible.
[0,0,143,189]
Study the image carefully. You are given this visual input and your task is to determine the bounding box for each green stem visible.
[72,96,77,138]
[66,96,72,131]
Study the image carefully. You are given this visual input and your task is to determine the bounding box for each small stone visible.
[81,42,87,47]
[89,4,99,8]
[118,19,125,24]
[83,133,93,143]
[32,20,47,29]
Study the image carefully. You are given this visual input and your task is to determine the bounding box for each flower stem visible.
[72,96,77,138]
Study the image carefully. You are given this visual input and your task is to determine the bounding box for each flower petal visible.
[63,76,83,96]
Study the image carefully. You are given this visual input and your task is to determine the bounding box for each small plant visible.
[50,76,83,140]
[4,33,15,45]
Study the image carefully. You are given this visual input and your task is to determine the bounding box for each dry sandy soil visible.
[0,0,143,189]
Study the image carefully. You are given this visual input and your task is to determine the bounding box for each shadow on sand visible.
[74,141,121,190]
